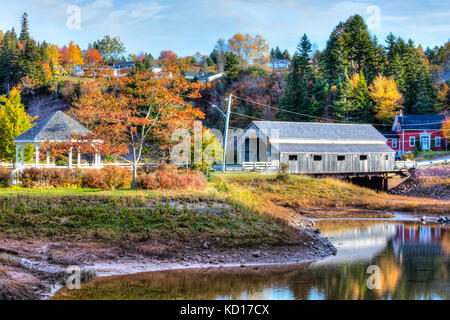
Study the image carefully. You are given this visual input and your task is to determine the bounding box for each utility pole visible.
[222,94,232,172]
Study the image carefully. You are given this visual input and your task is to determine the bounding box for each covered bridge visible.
[240,121,396,175]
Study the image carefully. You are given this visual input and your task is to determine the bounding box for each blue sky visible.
[1,0,449,57]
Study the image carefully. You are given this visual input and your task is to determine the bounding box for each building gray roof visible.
[251,121,386,141]
[397,114,445,130]
[14,111,92,143]
[276,143,395,154]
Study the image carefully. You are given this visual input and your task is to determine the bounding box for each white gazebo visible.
[13,111,102,168]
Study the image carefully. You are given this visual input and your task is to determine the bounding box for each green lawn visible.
[414,150,450,160]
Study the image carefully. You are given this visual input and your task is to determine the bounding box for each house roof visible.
[380,131,399,140]
[276,143,395,154]
[251,121,386,141]
[397,114,445,130]
[14,111,92,143]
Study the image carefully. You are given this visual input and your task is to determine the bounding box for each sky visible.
[0,0,449,57]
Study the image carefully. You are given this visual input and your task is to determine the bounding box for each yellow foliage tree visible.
[46,44,60,67]
[369,74,404,123]
[60,41,84,72]
[227,33,269,65]
[442,116,450,142]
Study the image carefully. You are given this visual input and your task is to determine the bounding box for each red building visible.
[381,112,446,158]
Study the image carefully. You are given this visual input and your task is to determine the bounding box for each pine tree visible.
[385,35,437,113]
[224,52,240,82]
[0,29,20,93]
[0,87,36,162]
[321,15,385,85]
[19,12,30,43]
[278,34,314,121]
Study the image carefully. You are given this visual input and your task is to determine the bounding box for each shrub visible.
[20,168,82,188]
[137,174,158,189]
[137,164,207,190]
[0,168,11,187]
[81,166,132,190]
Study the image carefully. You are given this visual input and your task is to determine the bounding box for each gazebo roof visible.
[14,111,92,143]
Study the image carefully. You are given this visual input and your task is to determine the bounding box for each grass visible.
[212,173,450,217]
[0,187,302,247]
[0,173,448,246]
[414,151,450,160]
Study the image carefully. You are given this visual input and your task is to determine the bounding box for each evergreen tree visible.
[321,15,385,85]
[0,29,20,93]
[19,12,30,43]
[278,34,314,121]
[19,38,46,84]
[282,49,291,60]
[385,35,437,113]
[224,52,240,82]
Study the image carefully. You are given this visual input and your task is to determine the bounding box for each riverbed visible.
[53,217,450,300]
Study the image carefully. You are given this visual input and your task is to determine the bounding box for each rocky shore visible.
[0,227,335,300]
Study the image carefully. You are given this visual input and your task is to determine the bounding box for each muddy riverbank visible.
[0,228,335,300]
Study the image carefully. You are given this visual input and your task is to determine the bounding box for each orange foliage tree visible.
[84,48,103,65]
[60,41,84,72]
[71,58,205,188]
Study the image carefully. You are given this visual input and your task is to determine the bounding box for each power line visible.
[232,94,447,128]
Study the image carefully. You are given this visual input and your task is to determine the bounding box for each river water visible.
[53,219,450,300]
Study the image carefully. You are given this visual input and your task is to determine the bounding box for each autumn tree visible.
[227,33,269,66]
[0,87,36,163]
[46,44,60,67]
[84,48,103,65]
[442,117,450,147]
[72,58,205,188]
[60,41,84,72]
[93,35,125,64]
[369,74,404,123]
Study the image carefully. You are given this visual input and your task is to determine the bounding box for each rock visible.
[252,251,261,258]
[0,247,19,255]
[202,242,209,249]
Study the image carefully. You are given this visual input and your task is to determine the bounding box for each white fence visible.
[394,160,417,170]
[242,162,280,172]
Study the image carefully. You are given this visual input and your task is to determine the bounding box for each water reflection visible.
[53,221,450,300]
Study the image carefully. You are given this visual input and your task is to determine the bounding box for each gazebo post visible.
[15,144,19,168]
[69,147,73,168]
[77,150,81,167]
[46,148,50,167]
[34,143,40,168]
[20,144,24,167]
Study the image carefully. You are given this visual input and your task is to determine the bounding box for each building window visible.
[360,155,368,161]
[288,155,298,161]
[385,155,389,160]
[435,136,441,147]
[337,155,345,161]
[409,136,416,147]
[313,155,322,161]
[392,139,397,148]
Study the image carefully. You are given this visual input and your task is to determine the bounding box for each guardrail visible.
[394,160,417,170]
[242,162,280,172]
